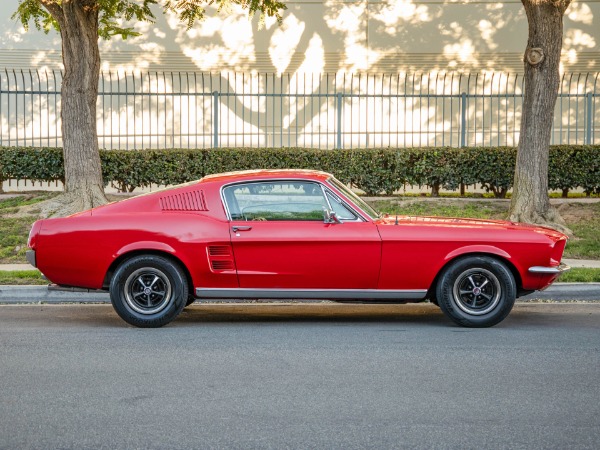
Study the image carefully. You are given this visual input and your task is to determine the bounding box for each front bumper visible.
[26,249,36,268]
[528,263,571,274]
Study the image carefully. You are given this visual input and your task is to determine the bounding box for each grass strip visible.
[558,268,600,283]
[0,270,48,285]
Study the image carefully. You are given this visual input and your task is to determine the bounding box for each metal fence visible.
[1,70,598,150]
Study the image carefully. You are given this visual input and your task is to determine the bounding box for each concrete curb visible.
[1,283,599,304]
[519,283,600,301]
[0,285,110,304]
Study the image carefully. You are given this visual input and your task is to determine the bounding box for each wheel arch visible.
[103,249,194,297]
[427,251,523,302]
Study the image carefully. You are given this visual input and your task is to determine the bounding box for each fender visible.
[114,241,177,259]
[444,245,512,263]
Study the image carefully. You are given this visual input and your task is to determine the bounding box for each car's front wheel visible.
[109,255,188,328]
[436,256,516,327]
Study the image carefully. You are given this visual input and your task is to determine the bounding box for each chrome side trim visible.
[195,288,427,300]
[528,263,571,274]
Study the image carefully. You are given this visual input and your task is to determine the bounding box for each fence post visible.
[586,92,593,145]
[336,92,343,149]
[212,90,219,148]
[460,92,467,148]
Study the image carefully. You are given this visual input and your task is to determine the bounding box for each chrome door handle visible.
[232,226,253,232]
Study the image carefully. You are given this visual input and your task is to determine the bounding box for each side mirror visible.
[323,208,342,224]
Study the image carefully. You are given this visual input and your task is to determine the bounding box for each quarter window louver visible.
[160,190,208,211]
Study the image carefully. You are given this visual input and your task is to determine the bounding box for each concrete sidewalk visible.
[1,264,38,271]
[2,258,600,272]
[563,259,600,268]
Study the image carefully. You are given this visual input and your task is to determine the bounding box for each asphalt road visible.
[1,303,599,449]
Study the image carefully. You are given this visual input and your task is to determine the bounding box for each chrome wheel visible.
[124,267,173,315]
[452,268,501,316]
[437,256,516,327]
[110,255,188,328]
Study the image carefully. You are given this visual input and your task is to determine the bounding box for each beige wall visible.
[0,1,597,73]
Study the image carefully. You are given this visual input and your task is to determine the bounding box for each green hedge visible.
[1,146,599,197]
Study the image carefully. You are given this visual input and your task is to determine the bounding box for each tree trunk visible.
[508,0,571,234]
[42,1,108,217]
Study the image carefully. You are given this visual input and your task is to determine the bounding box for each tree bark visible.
[508,0,571,234]
[41,1,108,216]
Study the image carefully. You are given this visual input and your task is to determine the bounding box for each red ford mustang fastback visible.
[27,169,569,328]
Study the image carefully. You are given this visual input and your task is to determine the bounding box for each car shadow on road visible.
[174,302,450,327]
[0,303,456,328]
[7,303,595,329]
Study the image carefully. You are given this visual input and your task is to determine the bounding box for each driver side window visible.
[224,181,328,221]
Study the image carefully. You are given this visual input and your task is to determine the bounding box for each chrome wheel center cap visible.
[144,287,152,296]
[472,287,482,295]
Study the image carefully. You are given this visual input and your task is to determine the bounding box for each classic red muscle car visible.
[27,169,569,328]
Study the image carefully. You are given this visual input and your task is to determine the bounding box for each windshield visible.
[328,177,380,220]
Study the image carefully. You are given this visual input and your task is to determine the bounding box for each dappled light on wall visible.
[0,1,598,73]
[269,14,306,74]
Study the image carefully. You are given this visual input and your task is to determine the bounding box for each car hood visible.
[377,215,567,240]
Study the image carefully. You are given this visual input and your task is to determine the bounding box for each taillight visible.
[27,220,43,249]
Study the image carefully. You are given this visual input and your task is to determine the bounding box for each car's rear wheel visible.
[436,256,516,327]
[109,255,188,328]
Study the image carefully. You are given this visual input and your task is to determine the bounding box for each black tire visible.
[109,255,188,328]
[436,256,516,328]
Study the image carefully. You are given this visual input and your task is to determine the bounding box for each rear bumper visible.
[26,250,36,268]
[528,263,571,274]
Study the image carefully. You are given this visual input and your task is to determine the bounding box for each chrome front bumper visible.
[26,249,36,268]
[528,263,571,274]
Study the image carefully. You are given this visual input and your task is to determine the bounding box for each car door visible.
[223,180,381,290]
